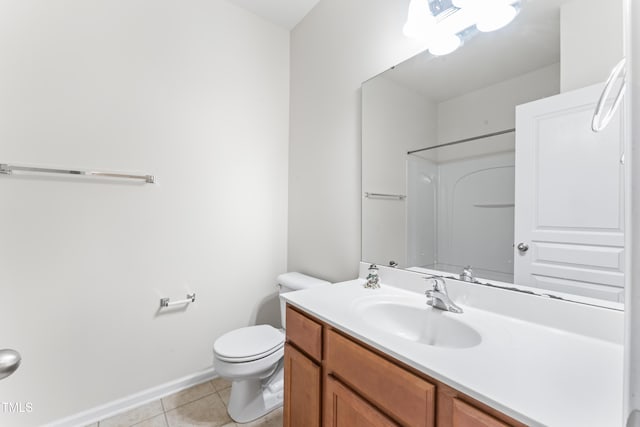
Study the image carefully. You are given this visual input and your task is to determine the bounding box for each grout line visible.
[128,404,165,427]
[160,398,169,427]
[165,389,219,413]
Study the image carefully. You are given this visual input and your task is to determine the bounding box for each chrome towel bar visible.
[160,293,196,308]
[0,163,155,184]
[364,192,406,200]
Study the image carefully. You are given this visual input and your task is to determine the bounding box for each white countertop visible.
[282,266,624,427]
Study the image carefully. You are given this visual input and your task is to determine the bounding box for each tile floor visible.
[86,377,283,427]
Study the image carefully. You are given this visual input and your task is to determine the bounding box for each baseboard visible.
[45,367,217,427]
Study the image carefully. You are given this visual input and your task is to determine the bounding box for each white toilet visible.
[213,272,329,423]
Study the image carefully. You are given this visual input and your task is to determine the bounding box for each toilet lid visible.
[214,325,284,362]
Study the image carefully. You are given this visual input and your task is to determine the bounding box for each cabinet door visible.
[452,399,511,427]
[514,83,625,302]
[325,375,399,427]
[284,343,321,427]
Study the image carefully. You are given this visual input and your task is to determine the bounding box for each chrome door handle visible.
[517,243,529,253]
[0,349,21,380]
[592,57,626,133]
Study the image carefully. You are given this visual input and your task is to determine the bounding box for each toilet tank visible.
[277,272,330,328]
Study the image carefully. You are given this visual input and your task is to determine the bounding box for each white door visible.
[514,83,625,302]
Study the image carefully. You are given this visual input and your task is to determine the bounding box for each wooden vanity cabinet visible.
[284,304,527,427]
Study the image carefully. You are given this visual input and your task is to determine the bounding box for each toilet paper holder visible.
[160,293,196,308]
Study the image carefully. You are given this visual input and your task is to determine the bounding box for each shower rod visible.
[407,128,515,155]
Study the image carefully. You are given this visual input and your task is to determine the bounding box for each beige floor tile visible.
[132,414,168,427]
[220,423,238,427]
[210,377,232,392]
[162,381,216,411]
[165,393,231,427]
[100,400,164,427]
[242,407,283,427]
[217,388,231,406]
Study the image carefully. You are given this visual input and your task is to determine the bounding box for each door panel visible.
[514,83,625,301]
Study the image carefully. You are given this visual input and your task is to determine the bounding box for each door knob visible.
[517,243,529,252]
[0,349,21,380]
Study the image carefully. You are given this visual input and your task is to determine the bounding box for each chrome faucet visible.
[364,264,380,289]
[425,277,463,313]
[460,265,475,283]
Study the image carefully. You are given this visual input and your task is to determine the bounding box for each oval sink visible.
[355,299,481,349]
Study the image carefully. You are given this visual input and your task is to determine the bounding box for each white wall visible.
[437,63,560,143]
[561,0,624,92]
[289,0,429,282]
[0,1,289,426]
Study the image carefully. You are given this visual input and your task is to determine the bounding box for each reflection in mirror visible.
[361,0,625,305]
[407,131,516,283]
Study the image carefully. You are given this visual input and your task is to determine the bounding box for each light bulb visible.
[403,0,436,40]
[429,33,461,56]
[476,4,517,32]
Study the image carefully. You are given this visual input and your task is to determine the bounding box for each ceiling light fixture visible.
[429,33,461,56]
[403,0,520,56]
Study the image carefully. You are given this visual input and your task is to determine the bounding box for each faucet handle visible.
[423,276,446,296]
[364,264,380,289]
[428,276,446,292]
[460,265,474,282]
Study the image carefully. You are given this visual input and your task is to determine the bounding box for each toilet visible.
[213,272,329,423]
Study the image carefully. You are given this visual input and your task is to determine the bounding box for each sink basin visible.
[354,297,481,349]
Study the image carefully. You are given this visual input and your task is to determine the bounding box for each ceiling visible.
[227,0,321,30]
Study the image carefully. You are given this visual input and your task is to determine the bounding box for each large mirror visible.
[362,0,626,305]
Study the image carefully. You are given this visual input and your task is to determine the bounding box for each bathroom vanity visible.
[281,264,624,427]
[284,305,525,427]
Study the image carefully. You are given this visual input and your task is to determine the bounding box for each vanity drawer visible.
[286,305,323,362]
[325,329,436,427]
[452,398,511,427]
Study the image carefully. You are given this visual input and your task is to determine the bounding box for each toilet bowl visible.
[212,272,329,423]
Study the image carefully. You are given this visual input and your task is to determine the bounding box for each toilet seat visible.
[214,325,284,363]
